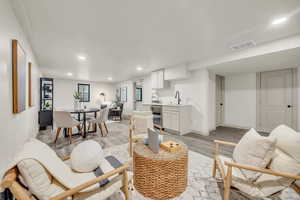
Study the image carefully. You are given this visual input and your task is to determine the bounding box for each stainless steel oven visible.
[151,105,162,126]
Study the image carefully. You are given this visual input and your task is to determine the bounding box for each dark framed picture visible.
[121,87,127,102]
[43,84,52,99]
[136,87,143,101]
[12,40,27,113]
[78,83,90,102]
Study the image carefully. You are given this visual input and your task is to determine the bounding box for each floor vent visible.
[230,40,256,51]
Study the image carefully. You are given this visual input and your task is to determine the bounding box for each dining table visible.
[64,108,100,138]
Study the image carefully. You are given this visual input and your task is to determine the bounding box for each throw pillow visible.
[233,128,276,181]
[269,125,300,162]
[70,140,104,172]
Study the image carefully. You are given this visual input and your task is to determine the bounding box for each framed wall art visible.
[12,39,27,113]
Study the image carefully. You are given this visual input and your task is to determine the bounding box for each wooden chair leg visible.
[121,170,129,200]
[98,123,104,137]
[291,183,300,195]
[54,128,61,143]
[104,122,108,135]
[212,159,217,178]
[224,166,232,200]
[87,122,91,131]
[68,128,72,144]
[99,122,108,136]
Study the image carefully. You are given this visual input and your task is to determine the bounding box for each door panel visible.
[162,111,171,129]
[170,111,179,131]
[259,69,293,132]
[216,75,225,126]
[163,111,179,131]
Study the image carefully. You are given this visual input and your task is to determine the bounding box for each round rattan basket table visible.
[133,139,188,200]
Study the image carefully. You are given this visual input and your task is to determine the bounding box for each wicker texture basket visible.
[133,139,188,200]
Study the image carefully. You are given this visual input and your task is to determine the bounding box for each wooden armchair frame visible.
[1,157,130,200]
[129,117,164,157]
[212,140,300,200]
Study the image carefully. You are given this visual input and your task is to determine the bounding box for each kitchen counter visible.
[139,103,191,135]
[142,103,190,107]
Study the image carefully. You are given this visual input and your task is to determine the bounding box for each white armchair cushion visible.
[233,128,276,181]
[270,125,300,162]
[17,159,65,200]
[132,111,153,135]
[269,149,300,176]
[220,156,265,198]
[254,149,300,196]
[71,140,104,173]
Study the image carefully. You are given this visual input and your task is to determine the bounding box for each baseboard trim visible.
[220,124,253,130]
[189,130,210,136]
[219,124,268,133]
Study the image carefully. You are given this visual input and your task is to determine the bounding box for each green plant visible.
[43,102,51,110]
[73,91,80,100]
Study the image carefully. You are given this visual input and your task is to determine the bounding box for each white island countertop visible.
[142,103,191,107]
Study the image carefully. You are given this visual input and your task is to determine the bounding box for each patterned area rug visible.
[36,122,299,200]
[37,121,130,158]
[102,143,221,200]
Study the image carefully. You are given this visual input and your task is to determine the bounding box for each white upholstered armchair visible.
[1,139,130,200]
[213,125,300,200]
[129,111,163,157]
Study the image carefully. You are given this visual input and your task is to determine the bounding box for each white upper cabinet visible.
[151,70,165,89]
[164,66,190,80]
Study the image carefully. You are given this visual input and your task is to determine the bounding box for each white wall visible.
[156,69,212,135]
[53,78,115,110]
[224,73,257,129]
[142,75,152,104]
[0,0,41,179]
[297,68,300,131]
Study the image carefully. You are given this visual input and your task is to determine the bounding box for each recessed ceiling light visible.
[78,55,87,61]
[137,66,143,71]
[272,17,287,25]
[67,72,73,76]
[107,77,112,81]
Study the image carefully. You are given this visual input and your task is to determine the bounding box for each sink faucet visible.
[175,90,181,105]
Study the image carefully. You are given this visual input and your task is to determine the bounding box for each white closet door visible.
[259,69,293,132]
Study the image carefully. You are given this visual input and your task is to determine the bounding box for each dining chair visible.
[87,108,109,136]
[53,111,81,144]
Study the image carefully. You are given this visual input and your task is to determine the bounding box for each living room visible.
[1,0,300,200]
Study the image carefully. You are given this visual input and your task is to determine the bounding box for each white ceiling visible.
[210,46,300,75]
[12,0,300,82]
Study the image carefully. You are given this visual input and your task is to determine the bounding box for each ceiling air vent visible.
[230,40,256,51]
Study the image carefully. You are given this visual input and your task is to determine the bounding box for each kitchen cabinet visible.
[163,110,179,131]
[151,70,165,89]
[162,105,191,135]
